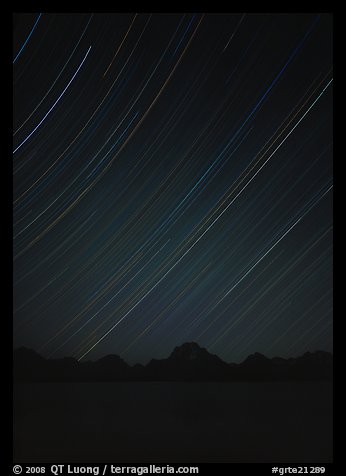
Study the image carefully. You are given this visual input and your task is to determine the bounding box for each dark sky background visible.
[13,12,333,365]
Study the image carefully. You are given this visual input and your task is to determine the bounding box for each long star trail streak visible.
[198,189,333,343]
[13,13,333,365]
[13,45,92,154]
[103,14,138,78]
[13,14,94,138]
[223,13,246,51]
[13,12,42,64]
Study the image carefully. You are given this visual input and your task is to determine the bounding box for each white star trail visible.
[13,45,92,154]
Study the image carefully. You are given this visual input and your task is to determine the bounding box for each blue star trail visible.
[13,12,333,365]
[13,12,42,64]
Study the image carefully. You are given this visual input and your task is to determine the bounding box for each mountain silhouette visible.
[13,342,333,382]
[145,342,231,381]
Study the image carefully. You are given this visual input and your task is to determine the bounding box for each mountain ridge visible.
[13,342,333,382]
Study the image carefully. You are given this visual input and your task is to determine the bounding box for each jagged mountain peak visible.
[169,342,210,360]
[243,352,269,363]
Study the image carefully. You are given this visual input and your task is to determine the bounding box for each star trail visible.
[13,12,333,365]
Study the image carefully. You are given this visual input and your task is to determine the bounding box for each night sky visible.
[13,12,333,365]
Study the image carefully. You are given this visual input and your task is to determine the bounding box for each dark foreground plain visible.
[13,382,333,463]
